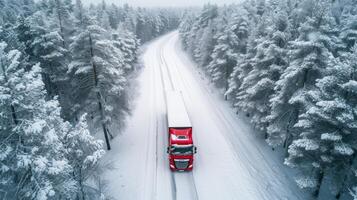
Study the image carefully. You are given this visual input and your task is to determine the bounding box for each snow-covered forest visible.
[0,0,178,199]
[2,0,357,199]
[179,0,357,199]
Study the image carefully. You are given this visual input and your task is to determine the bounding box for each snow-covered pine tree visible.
[27,11,70,99]
[107,3,122,30]
[14,15,39,67]
[157,11,169,35]
[193,4,218,70]
[69,18,127,150]
[286,2,357,191]
[339,0,357,51]
[0,24,19,51]
[240,5,290,134]
[178,11,196,49]
[1,41,107,199]
[227,1,265,114]
[0,42,75,199]
[112,25,140,73]
[179,1,357,199]
[135,9,150,43]
[64,114,105,200]
[280,1,356,198]
[225,8,250,106]
[180,4,218,69]
[0,0,35,24]
[122,4,136,33]
[74,0,86,28]
[95,0,107,24]
[285,45,357,198]
[50,0,75,47]
[268,0,337,149]
[207,9,239,99]
[99,10,112,31]
[234,6,273,132]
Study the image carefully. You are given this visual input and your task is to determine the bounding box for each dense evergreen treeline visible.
[0,0,178,199]
[179,1,357,199]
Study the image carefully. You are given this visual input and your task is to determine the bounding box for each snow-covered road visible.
[101,31,309,200]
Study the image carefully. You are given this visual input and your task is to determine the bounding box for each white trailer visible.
[165,91,196,171]
[166,91,192,128]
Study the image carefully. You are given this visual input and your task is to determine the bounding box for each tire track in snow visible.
[173,45,286,198]
[169,34,281,199]
[103,31,307,200]
[159,35,175,91]
[170,32,306,200]
[169,43,259,178]
[142,50,157,200]
[153,50,159,200]
[158,33,199,200]
[156,35,177,200]
[160,37,200,200]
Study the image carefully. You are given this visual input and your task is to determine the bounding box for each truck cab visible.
[166,91,197,171]
[167,127,197,171]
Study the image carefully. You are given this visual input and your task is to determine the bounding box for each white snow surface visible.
[166,90,192,128]
[101,31,309,200]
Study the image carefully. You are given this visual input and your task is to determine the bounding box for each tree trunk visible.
[10,104,18,125]
[224,76,228,101]
[55,0,66,47]
[77,1,83,27]
[313,170,324,198]
[283,128,289,148]
[98,94,111,150]
[283,125,290,149]
[284,109,298,156]
[302,68,309,88]
[79,167,86,200]
[89,33,111,150]
[284,132,293,157]
[225,64,229,101]
[107,128,114,140]
[335,153,356,199]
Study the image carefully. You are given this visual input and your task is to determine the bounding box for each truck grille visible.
[174,159,189,169]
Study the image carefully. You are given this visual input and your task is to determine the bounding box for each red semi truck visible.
[166,91,197,171]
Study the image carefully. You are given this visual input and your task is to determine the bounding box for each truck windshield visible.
[171,146,193,155]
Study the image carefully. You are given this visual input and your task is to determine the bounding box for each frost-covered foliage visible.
[1,0,179,149]
[1,0,179,199]
[180,0,357,198]
[64,114,106,200]
[0,42,104,199]
[351,187,357,200]
[68,22,129,147]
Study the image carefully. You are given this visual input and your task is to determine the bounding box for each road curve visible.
[101,31,309,200]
